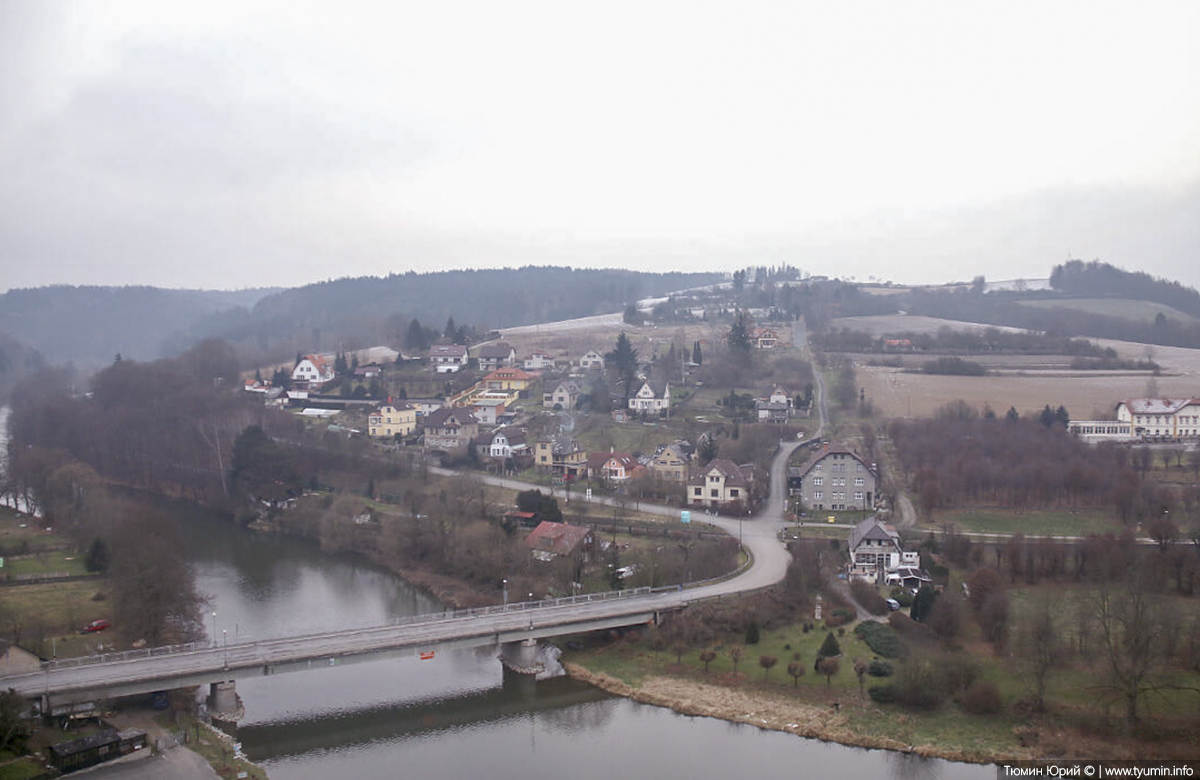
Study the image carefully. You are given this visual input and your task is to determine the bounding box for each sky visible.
[1,1,1198,293]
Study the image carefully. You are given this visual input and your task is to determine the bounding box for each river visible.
[171,507,994,780]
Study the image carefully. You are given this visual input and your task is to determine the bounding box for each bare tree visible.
[759,654,778,681]
[817,656,840,686]
[730,646,744,675]
[787,660,806,686]
[699,649,716,673]
[1089,569,1175,725]
[1021,598,1063,712]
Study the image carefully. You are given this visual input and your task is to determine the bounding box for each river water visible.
[172,508,994,780]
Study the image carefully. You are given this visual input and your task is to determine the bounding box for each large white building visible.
[1069,397,1200,442]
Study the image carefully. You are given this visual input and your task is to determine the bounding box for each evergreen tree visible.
[607,332,639,400]
[692,340,702,366]
[444,316,457,340]
[817,631,841,659]
[911,585,938,622]
[727,310,753,360]
[405,318,429,351]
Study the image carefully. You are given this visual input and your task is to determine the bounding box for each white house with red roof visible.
[292,354,335,388]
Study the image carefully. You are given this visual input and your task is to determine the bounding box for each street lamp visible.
[503,578,508,606]
[211,611,217,647]
[222,629,228,669]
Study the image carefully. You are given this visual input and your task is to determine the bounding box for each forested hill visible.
[0,286,277,367]
[200,267,722,364]
[1050,260,1200,318]
[0,268,721,369]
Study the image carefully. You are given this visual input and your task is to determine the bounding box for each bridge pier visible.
[498,639,544,676]
[208,680,243,723]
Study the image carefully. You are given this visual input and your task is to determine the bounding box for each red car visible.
[82,619,110,633]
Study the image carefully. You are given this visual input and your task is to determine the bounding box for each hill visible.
[0,286,277,368]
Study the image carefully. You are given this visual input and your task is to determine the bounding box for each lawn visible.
[922,508,1122,538]
[3,550,90,577]
[0,508,65,555]
[0,580,111,657]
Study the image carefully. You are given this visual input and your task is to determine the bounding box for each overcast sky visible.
[2,1,1198,293]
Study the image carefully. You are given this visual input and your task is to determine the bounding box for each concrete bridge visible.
[2,587,687,716]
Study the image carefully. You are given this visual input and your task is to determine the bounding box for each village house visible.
[543,380,582,411]
[578,349,605,370]
[292,354,335,388]
[523,351,554,371]
[488,427,529,459]
[482,367,537,393]
[422,407,479,453]
[687,458,753,510]
[368,401,417,439]
[477,343,517,372]
[649,441,692,483]
[750,327,779,349]
[524,520,595,563]
[469,396,507,425]
[788,441,876,511]
[354,363,383,379]
[847,518,927,587]
[588,450,641,483]
[429,343,469,373]
[407,397,444,417]
[756,385,793,423]
[534,436,588,479]
[628,381,670,413]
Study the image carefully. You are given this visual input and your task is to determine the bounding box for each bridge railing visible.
[37,586,671,672]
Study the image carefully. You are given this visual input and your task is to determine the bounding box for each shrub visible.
[938,655,980,695]
[868,685,897,704]
[891,659,949,710]
[745,621,760,645]
[853,621,906,658]
[850,579,890,615]
[961,681,1003,715]
[889,587,914,607]
[868,659,894,677]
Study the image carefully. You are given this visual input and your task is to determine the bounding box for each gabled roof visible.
[794,441,873,477]
[1120,398,1200,414]
[540,435,584,455]
[491,428,527,447]
[690,458,749,487]
[635,380,668,398]
[525,521,592,557]
[483,367,537,382]
[849,518,901,551]
[429,343,468,358]
[424,407,478,428]
[478,342,515,359]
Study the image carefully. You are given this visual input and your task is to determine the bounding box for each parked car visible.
[82,619,110,633]
[885,599,901,612]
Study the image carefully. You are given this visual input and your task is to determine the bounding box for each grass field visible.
[1015,298,1200,324]
[921,508,1123,538]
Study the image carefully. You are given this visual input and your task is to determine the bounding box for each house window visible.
[855,492,864,500]
[855,478,864,486]
[730,489,739,498]
[693,488,701,496]
[814,491,822,500]
[814,464,822,472]
[710,489,719,498]
[813,477,823,485]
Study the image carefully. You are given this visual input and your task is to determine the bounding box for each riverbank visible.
[563,662,1007,765]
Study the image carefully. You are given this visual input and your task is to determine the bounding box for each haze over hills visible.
[0,267,722,370]
[2,260,1199,398]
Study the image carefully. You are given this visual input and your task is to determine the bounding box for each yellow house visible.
[369,402,417,438]
[482,368,537,393]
